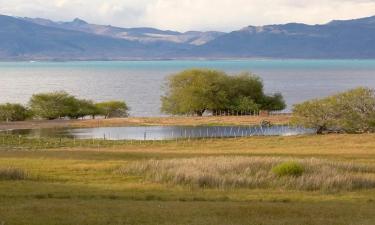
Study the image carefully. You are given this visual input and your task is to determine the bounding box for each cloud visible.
[0,0,374,31]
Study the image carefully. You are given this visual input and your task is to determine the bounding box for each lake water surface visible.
[1,60,375,116]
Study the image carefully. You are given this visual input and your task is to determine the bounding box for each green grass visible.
[0,134,375,224]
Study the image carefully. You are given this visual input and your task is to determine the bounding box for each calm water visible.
[4,125,315,140]
[1,60,375,116]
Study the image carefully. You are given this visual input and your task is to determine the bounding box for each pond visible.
[2,125,316,140]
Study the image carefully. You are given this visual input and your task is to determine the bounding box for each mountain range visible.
[0,14,375,60]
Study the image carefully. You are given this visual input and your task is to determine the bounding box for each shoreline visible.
[0,115,291,130]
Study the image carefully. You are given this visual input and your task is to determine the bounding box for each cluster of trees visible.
[0,103,30,122]
[292,87,375,134]
[0,91,129,122]
[161,69,286,116]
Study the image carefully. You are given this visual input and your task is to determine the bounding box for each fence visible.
[0,125,314,150]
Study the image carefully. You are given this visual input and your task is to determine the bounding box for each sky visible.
[0,0,375,31]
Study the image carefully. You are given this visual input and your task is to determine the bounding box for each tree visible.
[260,93,286,111]
[161,69,286,116]
[333,87,375,133]
[0,103,30,122]
[96,101,129,118]
[229,97,260,115]
[291,98,337,134]
[161,69,229,116]
[67,99,100,119]
[29,91,79,120]
[292,87,375,134]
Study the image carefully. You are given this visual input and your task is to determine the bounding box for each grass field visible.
[1,133,375,225]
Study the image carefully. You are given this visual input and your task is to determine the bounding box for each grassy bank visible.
[0,115,291,130]
[0,134,375,224]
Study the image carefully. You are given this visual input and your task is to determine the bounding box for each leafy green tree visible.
[292,87,375,134]
[292,98,336,134]
[96,101,129,118]
[225,73,264,103]
[161,69,229,116]
[29,91,79,120]
[161,69,286,116]
[230,97,260,115]
[333,87,375,133]
[0,103,30,122]
[67,99,100,119]
[260,93,286,111]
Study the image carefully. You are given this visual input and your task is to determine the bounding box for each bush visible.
[292,87,375,134]
[0,103,30,122]
[272,162,304,177]
[161,69,286,116]
[96,101,129,118]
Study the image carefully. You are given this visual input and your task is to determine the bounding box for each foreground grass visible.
[121,157,375,191]
[0,167,28,180]
[0,134,375,224]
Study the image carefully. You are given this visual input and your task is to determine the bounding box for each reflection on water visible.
[4,125,316,140]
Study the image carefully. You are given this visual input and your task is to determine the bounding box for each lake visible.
[1,60,375,116]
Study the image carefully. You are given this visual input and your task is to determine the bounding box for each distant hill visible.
[22,17,225,46]
[195,16,375,59]
[0,15,192,60]
[0,14,374,60]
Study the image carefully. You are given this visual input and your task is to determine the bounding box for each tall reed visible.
[119,157,375,192]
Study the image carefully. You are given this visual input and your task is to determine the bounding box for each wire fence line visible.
[0,125,314,150]
[130,110,288,118]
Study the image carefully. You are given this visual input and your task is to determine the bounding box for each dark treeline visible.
[0,91,129,122]
[161,69,286,116]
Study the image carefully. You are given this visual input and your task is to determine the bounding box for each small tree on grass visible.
[96,101,129,118]
[0,103,30,122]
[292,87,375,134]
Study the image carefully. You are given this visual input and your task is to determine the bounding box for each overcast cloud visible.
[0,0,374,31]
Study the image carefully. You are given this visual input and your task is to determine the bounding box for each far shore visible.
[0,115,291,131]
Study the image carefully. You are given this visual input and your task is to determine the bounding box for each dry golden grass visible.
[0,167,28,180]
[72,115,291,127]
[120,157,375,191]
[0,115,291,130]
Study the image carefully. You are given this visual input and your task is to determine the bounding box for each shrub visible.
[0,103,30,122]
[272,162,304,177]
[0,167,28,180]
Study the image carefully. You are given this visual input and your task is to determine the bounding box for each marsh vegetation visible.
[121,157,375,191]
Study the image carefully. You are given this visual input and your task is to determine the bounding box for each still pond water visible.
[5,125,315,140]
